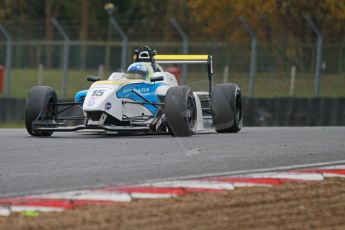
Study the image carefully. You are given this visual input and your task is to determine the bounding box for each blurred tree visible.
[276,0,345,43]
[111,0,179,41]
[164,0,193,41]
[79,0,89,70]
[45,0,61,67]
[188,0,345,42]
[0,0,11,19]
[274,0,345,70]
[80,0,89,41]
[188,0,345,71]
[0,0,191,41]
[187,0,277,42]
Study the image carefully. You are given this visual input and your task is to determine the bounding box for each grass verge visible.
[1,68,344,99]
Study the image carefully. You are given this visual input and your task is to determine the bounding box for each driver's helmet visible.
[127,62,153,81]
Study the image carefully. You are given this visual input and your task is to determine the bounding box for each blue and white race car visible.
[25,46,243,137]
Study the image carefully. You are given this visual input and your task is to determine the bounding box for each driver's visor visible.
[126,72,146,80]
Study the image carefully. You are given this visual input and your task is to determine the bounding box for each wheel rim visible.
[186,94,196,130]
[45,97,56,119]
[235,91,242,123]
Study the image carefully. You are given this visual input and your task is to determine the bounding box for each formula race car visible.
[25,46,243,137]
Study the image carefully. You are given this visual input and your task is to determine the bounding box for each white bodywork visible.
[83,72,175,121]
[83,79,150,124]
[82,71,205,132]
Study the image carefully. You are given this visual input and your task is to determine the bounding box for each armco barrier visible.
[0,97,344,126]
[243,97,345,126]
[0,98,26,123]
[0,66,4,94]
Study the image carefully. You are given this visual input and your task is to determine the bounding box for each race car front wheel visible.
[25,86,57,136]
[165,86,197,137]
[211,83,243,133]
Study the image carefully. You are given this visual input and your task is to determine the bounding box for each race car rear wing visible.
[154,55,209,64]
[154,54,214,95]
[132,47,214,95]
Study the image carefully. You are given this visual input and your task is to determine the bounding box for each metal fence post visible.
[104,18,112,71]
[109,17,128,71]
[170,18,188,84]
[0,24,12,97]
[239,16,257,97]
[304,15,323,97]
[52,18,70,99]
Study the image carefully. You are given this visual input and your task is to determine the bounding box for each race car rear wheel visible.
[211,83,243,133]
[25,86,57,136]
[165,86,197,137]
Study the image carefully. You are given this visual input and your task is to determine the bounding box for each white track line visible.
[2,206,64,213]
[150,180,234,190]
[232,183,272,188]
[0,207,11,217]
[10,206,65,212]
[318,165,345,169]
[322,173,345,178]
[246,172,324,181]
[29,190,131,202]
[130,193,176,199]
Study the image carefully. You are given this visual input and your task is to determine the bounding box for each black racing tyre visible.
[165,86,197,137]
[211,83,243,133]
[25,86,57,136]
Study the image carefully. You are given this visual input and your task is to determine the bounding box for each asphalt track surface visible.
[0,127,344,198]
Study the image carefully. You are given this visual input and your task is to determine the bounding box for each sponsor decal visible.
[87,96,97,106]
[91,89,105,96]
[105,102,112,110]
[120,85,151,96]
[87,89,106,106]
